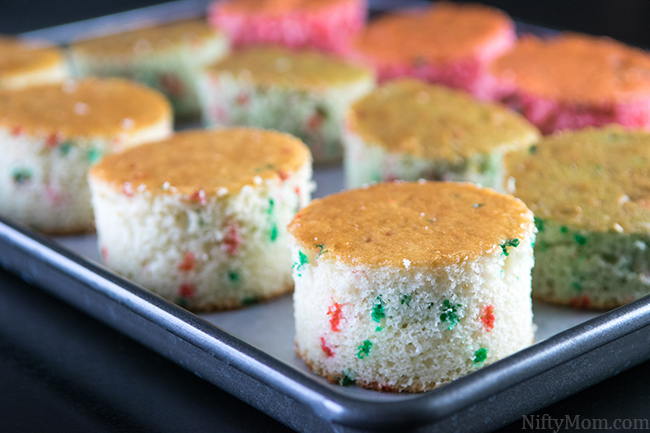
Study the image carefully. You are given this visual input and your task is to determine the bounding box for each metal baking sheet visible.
[2,1,650,432]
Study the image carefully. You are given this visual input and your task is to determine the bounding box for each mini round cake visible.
[69,19,229,118]
[199,46,375,163]
[506,127,650,309]
[488,34,650,134]
[289,181,535,392]
[0,78,172,234]
[344,79,539,190]
[89,128,312,311]
[208,0,366,54]
[352,2,514,98]
[0,36,68,90]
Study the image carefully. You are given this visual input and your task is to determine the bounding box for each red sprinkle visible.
[320,336,334,357]
[327,302,343,332]
[278,170,289,181]
[100,247,108,262]
[308,113,324,130]
[480,305,495,332]
[122,182,134,197]
[11,126,23,137]
[569,295,591,309]
[179,283,196,298]
[189,190,207,205]
[223,223,241,255]
[159,73,185,97]
[281,147,292,154]
[384,174,398,182]
[236,92,250,106]
[46,133,61,148]
[178,252,196,272]
[379,384,395,392]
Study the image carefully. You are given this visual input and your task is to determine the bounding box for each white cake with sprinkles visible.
[344,79,539,190]
[69,19,229,118]
[0,78,172,234]
[198,46,375,163]
[89,128,313,311]
[288,181,535,392]
[0,36,68,90]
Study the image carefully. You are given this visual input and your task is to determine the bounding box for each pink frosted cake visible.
[352,2,515,98]
[208,0,367,54]
[488,34,650,134]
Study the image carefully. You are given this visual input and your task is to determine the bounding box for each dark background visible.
[2,0,650,48]
[2,1,650,432]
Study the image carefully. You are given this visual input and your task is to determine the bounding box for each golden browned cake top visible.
[0,36,64,79]
[71,19,222,57]
[490,33,650,103]
[207,46,373,89]
[353,2,513,64]
[0,78,171,138]
[89,128,310,196]
[349,79,539,160]
[506,127,650,233]
[289,181,533,268]
[216,0,354,14]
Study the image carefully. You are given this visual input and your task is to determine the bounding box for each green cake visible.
[506,126,650,309]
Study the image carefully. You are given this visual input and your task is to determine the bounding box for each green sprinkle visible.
[572,281,582,291]
[500,238,520,256]
[293,250,310,276]
[270,223,278,242]
[299,251,309,266]
[357,340,373,359]
[371,296,385,323]
[528,145,538,154]
[242,297,258,306]
[574,234,587,245]
[426,219,435,224]
[315,244,328,259]
[473,348,488,364]
[267,199,274,215]
[228,271,240,283]
[473,203,485,209]
[176,297,188,308]
[86,148,102,164]
[254,164,275,173]
[339,370,355,386]
[59,141,73,156]
[560,226,568,234]
[440,300,462,330]
[12,168,32,185]
[375,326,383,332]
[400,294,411,306]
[316,105,328,119]
[427,303,434,310]
[534,217,544,232]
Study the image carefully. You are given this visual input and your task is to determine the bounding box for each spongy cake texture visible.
[89,128,313,311]
[0,36,67,90]
[344,79,539,189]
[352,2,514,98]
[70,19,229,118]
[488,34,650,134]
[289,181,535,391]
[199,46,375,163]
[506,126,650,309]
[0,78,172,233]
